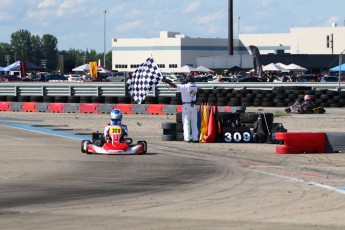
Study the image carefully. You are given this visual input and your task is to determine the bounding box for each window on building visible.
[115,64,128,69]
[169,64,177,68]
[130,64,140,69]
[158,64,165,68]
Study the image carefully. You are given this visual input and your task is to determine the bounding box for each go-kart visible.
[285,105,326,114]
[81,125,147,155]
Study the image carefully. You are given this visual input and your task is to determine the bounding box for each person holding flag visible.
[162,74,199,143]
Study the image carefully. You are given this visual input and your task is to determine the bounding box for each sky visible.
[0,0,344,53]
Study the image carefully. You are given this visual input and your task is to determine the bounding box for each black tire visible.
[80,96,92,103]
[104,97,118,104]
[30,96,43,102]
[43,96,55,102]
[18,96,30,102]
[54,96,68,103]
[92,96,104,103]
[176,112,182,123]
[137,141,147,154]
[81,140,87,153]
[162,122,177,130]
[239,112,274,124]
[161,134,176,141]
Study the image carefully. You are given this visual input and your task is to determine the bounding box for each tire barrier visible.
[325,132,345,153]
[1,87,345,108]
[161,122,176,141]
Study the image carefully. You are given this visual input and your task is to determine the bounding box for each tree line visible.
[0,29,112,71]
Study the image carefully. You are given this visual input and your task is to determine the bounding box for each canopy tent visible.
[262,63,286,72]
[173,65,197,73]
[196,66,214,72]
[2,61,44,71]
[275,63,290,72]
[286,63,308,71]
[3,61,21,71]
[11,61,44,71]
[329,63,345,72]
[97,65,112,74]
[72,63,90,72]
[228,65,245,72]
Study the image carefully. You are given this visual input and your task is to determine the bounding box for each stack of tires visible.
[161,122,177,141]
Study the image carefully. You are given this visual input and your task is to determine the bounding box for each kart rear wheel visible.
[137,141,147,154]
[81,140,87,153]
[82,140,92,154]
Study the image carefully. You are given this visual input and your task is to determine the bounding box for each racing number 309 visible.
[224,131,251,143]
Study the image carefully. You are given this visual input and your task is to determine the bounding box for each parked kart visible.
[285,106,326,114]
[81,125,147,155]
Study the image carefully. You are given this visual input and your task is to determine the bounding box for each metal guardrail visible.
[0,82,343,97]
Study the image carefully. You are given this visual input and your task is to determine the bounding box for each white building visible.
[112,31,232,72]
[112,26,345,72]
[239,26,345,55]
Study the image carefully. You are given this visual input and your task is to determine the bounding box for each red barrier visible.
[176,105,183,113]
[147,104,165,115]
[114,104,134,114]
[78,103,99,114]
[276,132,327,154]
[48,103,66,113]
[22,102,38,112]
[0,102,11,111]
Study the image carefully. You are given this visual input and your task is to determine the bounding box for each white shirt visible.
[176,82,198,103]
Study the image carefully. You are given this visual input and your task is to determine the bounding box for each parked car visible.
[237,76,264,82]
[44,74,68,82]
[65,74,84,82]
[320,76,338,82]
[0,74,22,82]
[106,71,130,82]
[193,75,209,82]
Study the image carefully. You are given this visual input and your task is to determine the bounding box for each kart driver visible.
[301,95,316,112]
[104,109,128,142]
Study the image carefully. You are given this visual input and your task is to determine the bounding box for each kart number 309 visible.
[224,131,251,143]
[109,126,122,134]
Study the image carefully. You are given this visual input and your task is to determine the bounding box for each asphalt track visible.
[1,112,345,229]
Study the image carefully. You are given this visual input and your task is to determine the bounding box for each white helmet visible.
[110,109,122,125]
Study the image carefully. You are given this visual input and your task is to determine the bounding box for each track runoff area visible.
[1,109,345,229]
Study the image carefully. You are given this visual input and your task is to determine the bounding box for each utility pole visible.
[228,0,233,55]
[103,9,107,67]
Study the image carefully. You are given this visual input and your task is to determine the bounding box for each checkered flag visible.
[127,56,163,104]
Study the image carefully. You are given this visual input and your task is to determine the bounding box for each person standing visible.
[162,74,199,143]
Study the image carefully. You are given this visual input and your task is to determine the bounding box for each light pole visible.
[237,16,240,38]
[103,9,107,67]
[338,49,345,90]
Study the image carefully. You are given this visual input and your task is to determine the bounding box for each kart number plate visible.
[109,126,122,134]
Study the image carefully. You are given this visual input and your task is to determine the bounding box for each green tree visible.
[42,34,58,70]
[31,35,43,66]
[0,42,12,66]
[11,29,32,62]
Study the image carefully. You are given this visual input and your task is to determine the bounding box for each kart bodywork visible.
[81,125,147,155]
[285,105,326,114]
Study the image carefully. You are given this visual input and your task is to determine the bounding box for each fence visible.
[0,82,343,97]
